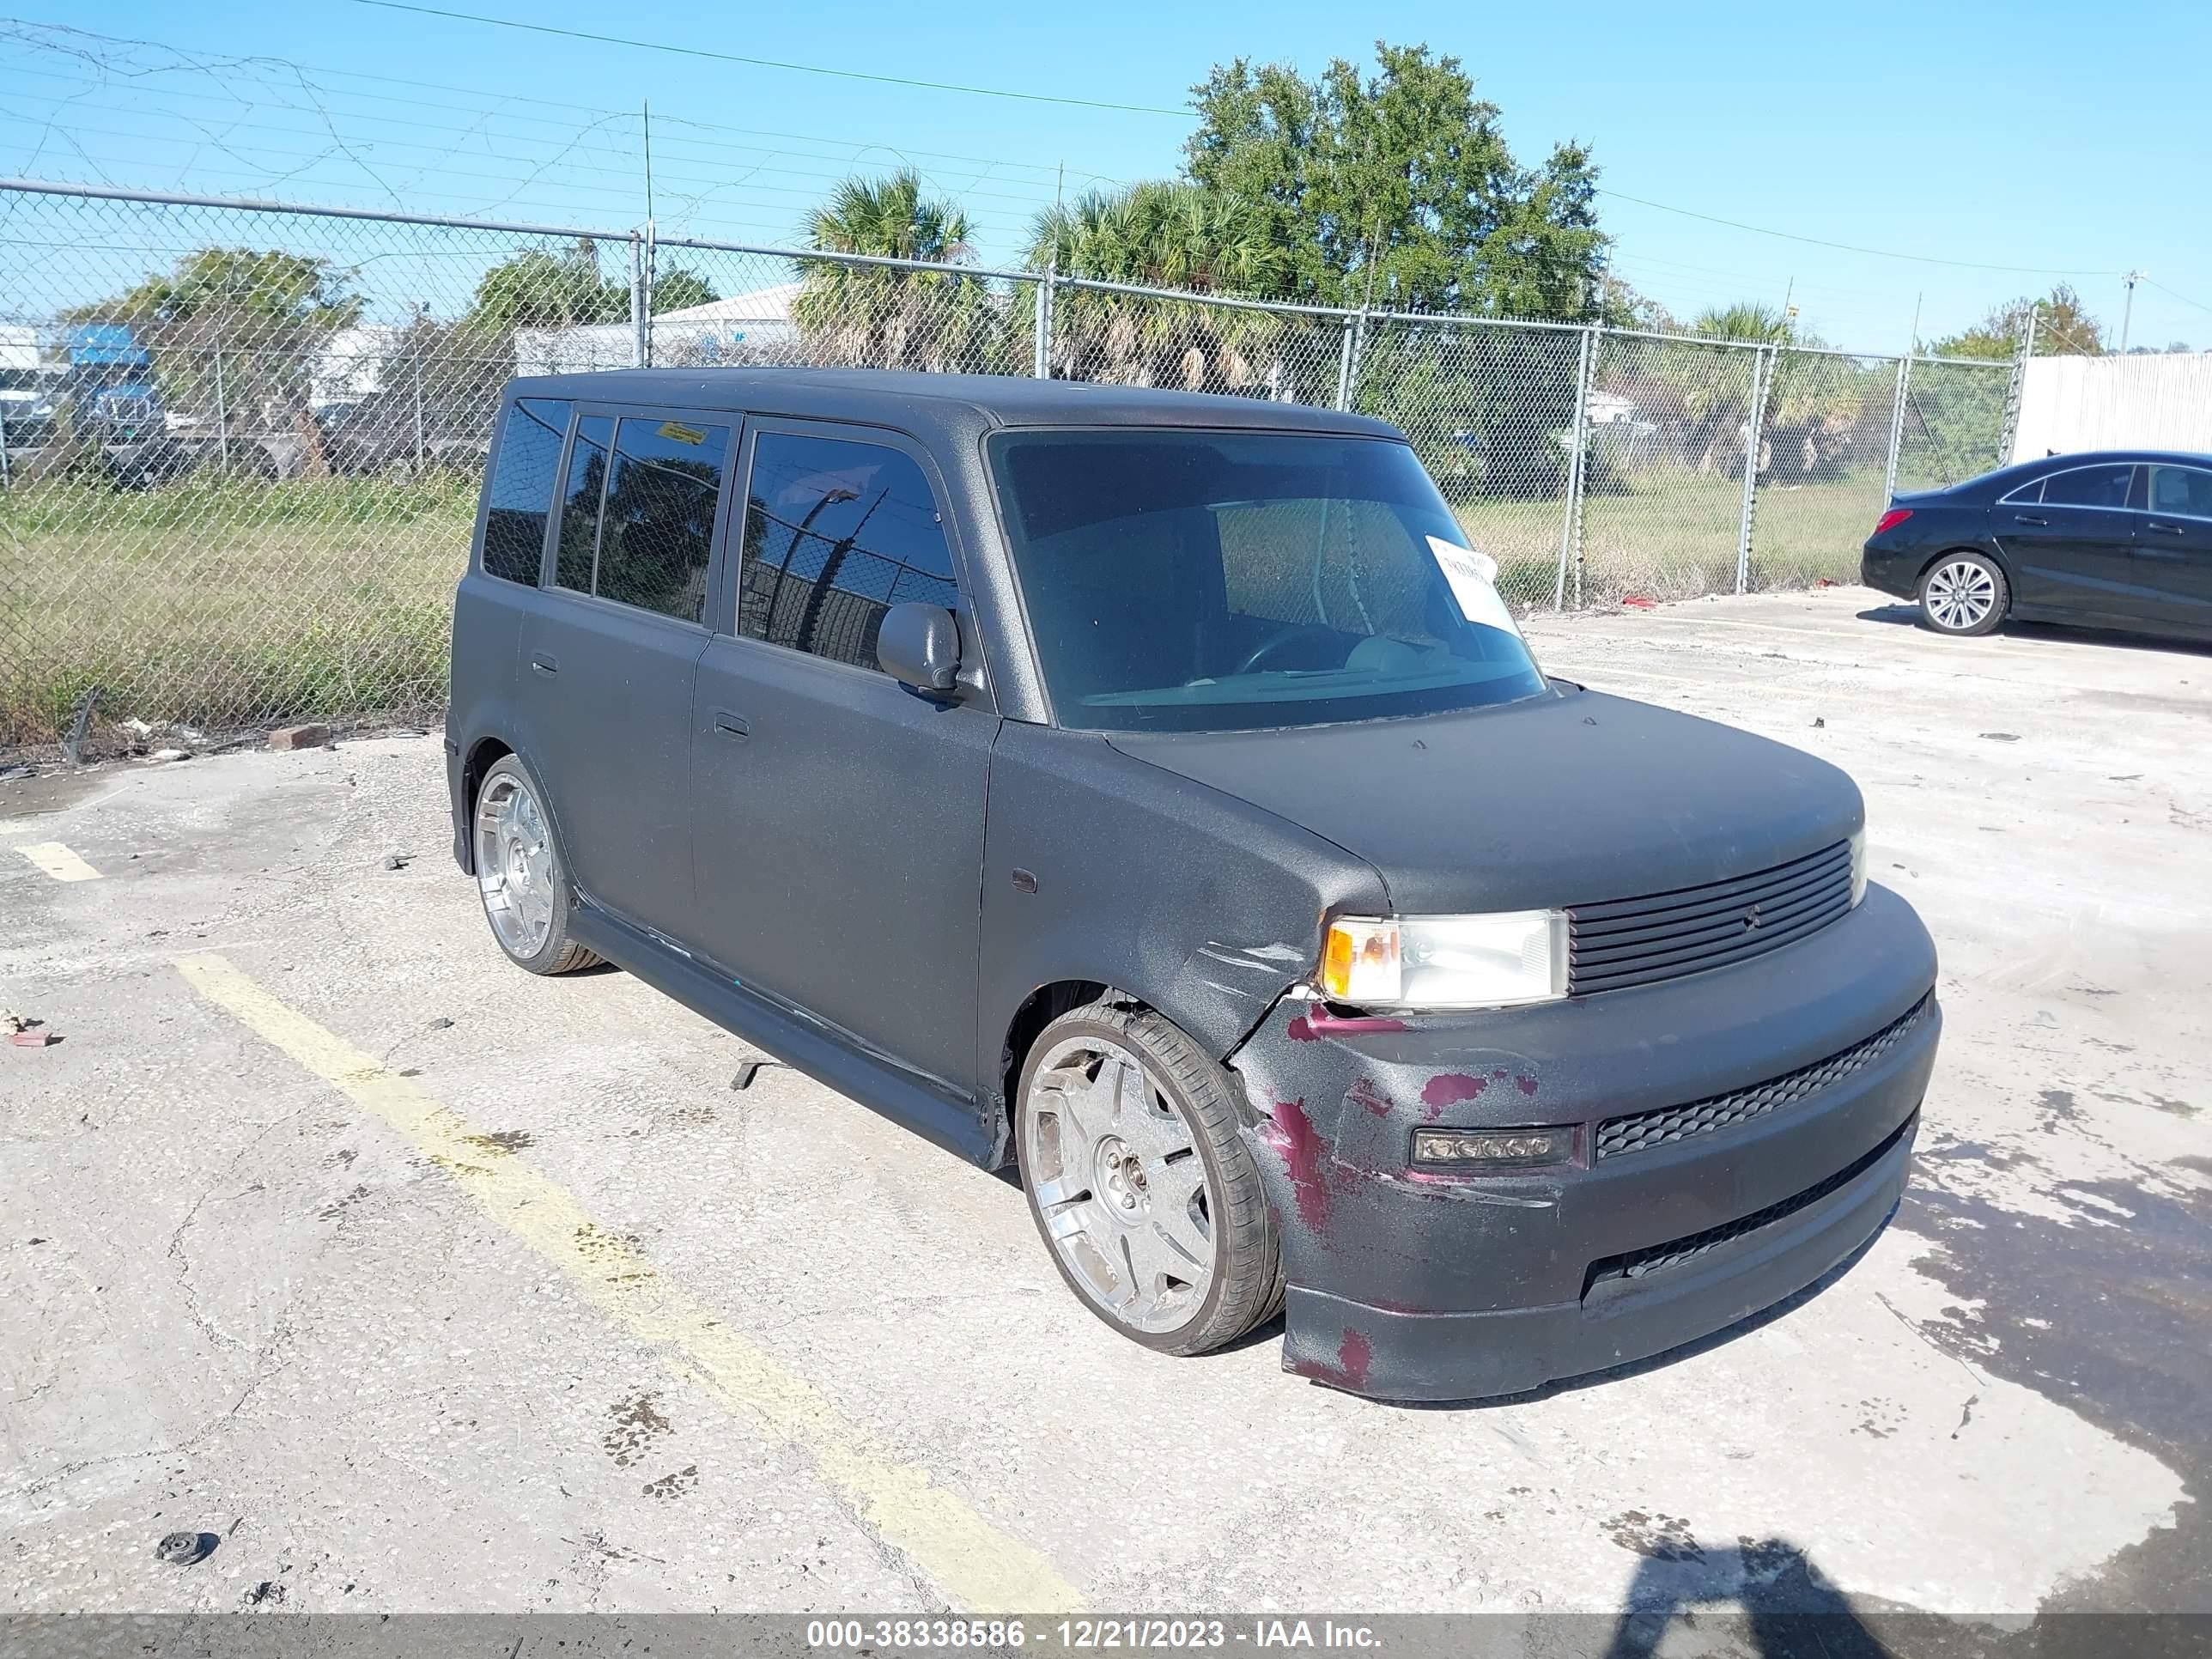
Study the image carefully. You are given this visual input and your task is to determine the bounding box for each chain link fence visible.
[0,179,2016,757]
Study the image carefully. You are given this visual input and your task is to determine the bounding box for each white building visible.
[513,282,803,377]
[2011,351,2212,460]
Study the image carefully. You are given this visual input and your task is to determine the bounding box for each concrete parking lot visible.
[3,587,2207,1635]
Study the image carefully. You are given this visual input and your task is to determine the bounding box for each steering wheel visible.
[1236,622,1340,677]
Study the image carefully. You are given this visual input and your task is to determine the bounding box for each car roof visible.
[504,367,1404,441]
[1939,448,2212,496]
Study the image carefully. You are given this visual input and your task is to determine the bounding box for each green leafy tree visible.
[1932,284,2106,359]
[64,246,362,457]
[790,170,998,371]
[1185,42,1607,319]
[464,239,718,334]
[1027,181,1305,392]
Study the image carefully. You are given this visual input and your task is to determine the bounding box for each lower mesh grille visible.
[1595,995,1931,1161]
[1587,1117,1912,1290]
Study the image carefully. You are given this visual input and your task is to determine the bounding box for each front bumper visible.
[1227,884,1940,1401]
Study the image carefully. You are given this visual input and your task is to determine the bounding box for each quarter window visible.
[2148,465,2212,520]
[2039,464,2135,510]
[737,431,960,670]
[481,397,570,584]
[554,414,613,594]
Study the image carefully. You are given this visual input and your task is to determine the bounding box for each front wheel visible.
[1016,1000,1282,1355]
[1918,553,2008,636]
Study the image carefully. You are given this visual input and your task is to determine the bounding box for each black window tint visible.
[2148,465,2212,520]
[555,414,613,593]
[482,397,569,583]
[2041,465,2134,509]
[595,416,731,623]
[738,432,959,670]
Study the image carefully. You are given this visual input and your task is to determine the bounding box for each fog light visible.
[1411,1127,1573,1167]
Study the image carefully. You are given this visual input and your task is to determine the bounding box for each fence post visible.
[212,343,230,476]
[1032,266,1054,380]
[0,402,9,489]
[1735,345,1771,596]
[2000,303,2038,464]
[1333,310,1370,412]
[1882,355,1911,502]
[629,233,649,369]
[412,356,426,472]
[1553,324,1596,611]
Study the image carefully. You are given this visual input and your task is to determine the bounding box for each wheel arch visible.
[1916,542,2014,594]
[995,979,1115,1164]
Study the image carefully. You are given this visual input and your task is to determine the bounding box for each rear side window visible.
[549,413,732,624]
[481,398,570,584]
[2040,464,2135,509]
[598,417,732,622]
[736,430,959,671]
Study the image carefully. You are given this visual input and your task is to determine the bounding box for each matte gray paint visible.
[450,368,1943,1400]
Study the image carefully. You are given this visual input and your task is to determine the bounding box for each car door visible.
[1993,462,2139,624]
[2136,463,2212,636]
[515,403,737,937]
[687,417,997,1095]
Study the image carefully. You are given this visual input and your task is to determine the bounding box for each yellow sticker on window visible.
[658,420,706,445]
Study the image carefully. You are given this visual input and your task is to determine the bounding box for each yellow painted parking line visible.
[15,842,101,882]
[173,951,1083,1615]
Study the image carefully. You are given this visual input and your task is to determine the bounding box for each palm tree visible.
[791,171,998,372]
[1683,304,1871,481]
[1027,182,1305,394]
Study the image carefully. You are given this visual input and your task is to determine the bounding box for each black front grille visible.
[1567,841,1854,996]
[1595,994,1932,1161]
[1587,1116,1911,1290]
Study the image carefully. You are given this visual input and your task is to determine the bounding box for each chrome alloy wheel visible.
[1923,559,1997,631]
[1022,1034,1216,1334]
[474,771,556,959]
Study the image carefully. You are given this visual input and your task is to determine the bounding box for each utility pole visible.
[2121,270,2145,352]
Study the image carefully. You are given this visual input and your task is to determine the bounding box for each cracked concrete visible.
[1,587,2206,1630]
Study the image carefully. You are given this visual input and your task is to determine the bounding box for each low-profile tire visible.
[471,754,601,975]
[1015,999,1283,1356]
[1917,552,2008,636]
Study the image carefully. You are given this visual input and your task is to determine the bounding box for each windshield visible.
[988,428,1551,733]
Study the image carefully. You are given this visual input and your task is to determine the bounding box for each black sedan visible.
[1862,449,2212,641]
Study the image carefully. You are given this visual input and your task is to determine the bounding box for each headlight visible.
[1321,910,1568,1009]
[1849,826,1868,908]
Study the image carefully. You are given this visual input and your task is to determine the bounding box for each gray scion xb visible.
[447,368,1941,1401]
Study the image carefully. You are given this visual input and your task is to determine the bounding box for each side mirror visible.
[877,602,963,692]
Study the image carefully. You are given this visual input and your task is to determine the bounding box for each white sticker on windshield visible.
[1426,535,1522,636]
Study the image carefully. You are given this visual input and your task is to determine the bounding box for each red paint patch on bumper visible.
[1265,1098,1332,1231]
[1420,1073,1486,1118]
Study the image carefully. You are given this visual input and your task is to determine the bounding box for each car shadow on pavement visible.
[1855,604,2212,658]
[1601,1537,1887,1659]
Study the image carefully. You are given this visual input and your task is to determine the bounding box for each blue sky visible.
[2,0,2207,350]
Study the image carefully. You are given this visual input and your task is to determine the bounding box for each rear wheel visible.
[1016,1000,1282,1355]
[472,755,600,975]
[1918,553,2007,635]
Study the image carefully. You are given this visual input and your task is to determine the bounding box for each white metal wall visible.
[2012,352,2212,460]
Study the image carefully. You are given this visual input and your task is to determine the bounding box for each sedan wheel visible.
[472,756,600,974]
[1919,555,2007,636]
[1017,1002,1281,1355]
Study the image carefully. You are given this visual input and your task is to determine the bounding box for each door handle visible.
[2012,514,2048,526]
[2146,520,2188,534]
[529,651,559,676]
[712,710,750,738]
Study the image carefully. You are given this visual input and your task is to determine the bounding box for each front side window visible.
[549,413,731,623]
[2040,464,2135,510]
[482,397,571,584]
[2148,465,2212,520]
[737,430,960,670]
[988,429,1550,732]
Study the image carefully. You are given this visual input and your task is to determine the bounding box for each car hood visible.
[1104,689,1862,915]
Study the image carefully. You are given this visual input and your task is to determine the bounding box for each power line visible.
[2143,277,2212,319]
[1595,185,2125,278]
[343,0,1193,118]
